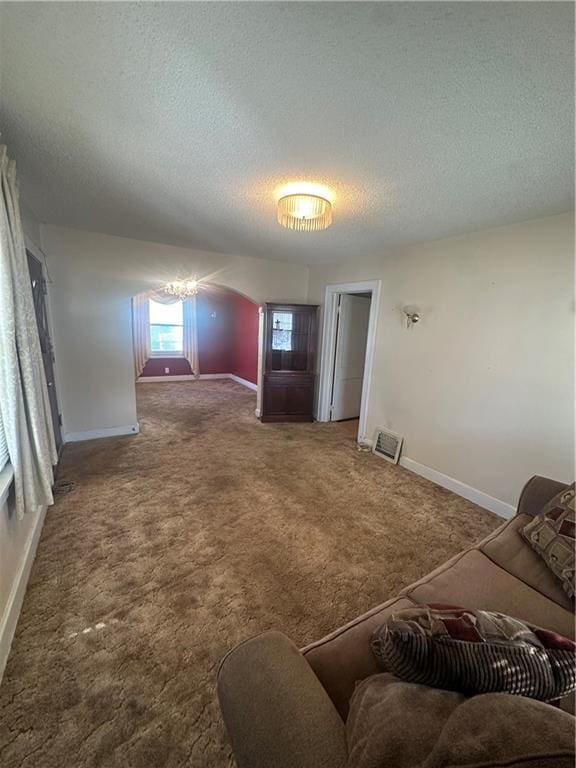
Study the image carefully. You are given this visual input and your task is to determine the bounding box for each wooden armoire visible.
[260,303,318,422]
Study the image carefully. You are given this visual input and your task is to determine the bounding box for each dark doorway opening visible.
[27,250,63,456]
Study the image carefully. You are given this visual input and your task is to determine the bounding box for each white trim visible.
[317,280,382,443]
[256,305,265,417]
[229,374,258,391]
[255,408,262,418]
[137,373,257,391]
[399,455,515,519]
[64,423,140,443]
[0,504,47,682]
[0,464,14,509]
[138,375,198,382]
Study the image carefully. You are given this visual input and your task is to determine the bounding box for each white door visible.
[330,294,371,421]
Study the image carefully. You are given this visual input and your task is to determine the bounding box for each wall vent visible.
[372,427,403,464]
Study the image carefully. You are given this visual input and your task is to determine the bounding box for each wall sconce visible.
[403,306,421,329]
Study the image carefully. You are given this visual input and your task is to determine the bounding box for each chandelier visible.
[163,279,198,299]
[277,192,333,232]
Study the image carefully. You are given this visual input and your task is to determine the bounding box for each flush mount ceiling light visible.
[164,279,198,299]
[277,191,333,232]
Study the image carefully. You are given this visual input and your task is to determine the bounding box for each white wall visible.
[20,200,43,250]
[0,203,48,679]
[41,225,310,438]
[0,471,47,679]
[308,213,575,507]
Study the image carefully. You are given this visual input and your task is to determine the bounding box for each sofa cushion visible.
[517,476,570,518]
[302,596,417,718]
[401,548,575,640]
[370,604,576,701]
[522,484,575,599]
[346,673,575,768]
[479,515,573,610]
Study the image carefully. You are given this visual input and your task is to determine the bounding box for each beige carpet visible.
[336,417,360,437]
[0,381,500,767]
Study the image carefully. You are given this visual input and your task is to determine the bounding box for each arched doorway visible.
[132,283,260,425]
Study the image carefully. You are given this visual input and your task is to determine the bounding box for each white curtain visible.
[183,296,199,376]
[132,293,150,379]
[0,146,57,519]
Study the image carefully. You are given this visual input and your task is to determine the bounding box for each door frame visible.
[317,280,381,442]
[27,250,64,456]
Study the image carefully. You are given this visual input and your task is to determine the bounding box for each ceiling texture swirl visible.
[0,2,573,264]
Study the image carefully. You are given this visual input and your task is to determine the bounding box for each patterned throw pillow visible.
[370,604,576,702]
[522,484,575,599]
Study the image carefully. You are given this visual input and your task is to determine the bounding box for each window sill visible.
[0,463,14,508]
[149,353,185,359]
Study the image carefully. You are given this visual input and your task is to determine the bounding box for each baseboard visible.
[138,373,257,391]
[64,423,140,443]
[138,375,197,382]
[0,504,47,682]
[398,456,515,519]
[228,374,258,391]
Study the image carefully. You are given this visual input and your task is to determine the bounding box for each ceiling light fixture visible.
[277,193,333,232]
[164,279,198,299]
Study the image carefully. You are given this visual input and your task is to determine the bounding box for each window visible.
[272,311,293,351]
[149,299,183,354]
[0,407,8,472]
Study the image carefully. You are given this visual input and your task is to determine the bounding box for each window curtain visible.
[182,296,199,376]
[0,407,9,471]
[144,291,199,376]
[132,293,150,379]
[0,145,57,519]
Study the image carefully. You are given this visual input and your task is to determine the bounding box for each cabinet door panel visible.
[286,385,313,415]
[264,385,287,415]
[267,305,317,374]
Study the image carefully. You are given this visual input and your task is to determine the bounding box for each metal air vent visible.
[372,428,403,464]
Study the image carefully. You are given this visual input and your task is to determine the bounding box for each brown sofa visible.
[217,476,574,768]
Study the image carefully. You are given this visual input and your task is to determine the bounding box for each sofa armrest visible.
[517,475,569,518]
[217,631,347,768]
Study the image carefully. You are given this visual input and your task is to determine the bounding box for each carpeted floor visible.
[0,381,500,767]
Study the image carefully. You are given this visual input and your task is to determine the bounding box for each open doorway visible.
[132,284,260,429]
[133,284,259,384]
[27,250,63,457]
[317,280,381,443]
[330,292,371,434]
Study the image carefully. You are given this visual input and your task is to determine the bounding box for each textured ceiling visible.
[0,2,573,264]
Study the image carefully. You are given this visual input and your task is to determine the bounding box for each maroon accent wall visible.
[142,357,192,376]
[197,290,233,375]
[231,293,259,384]
[140,287,259,383]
